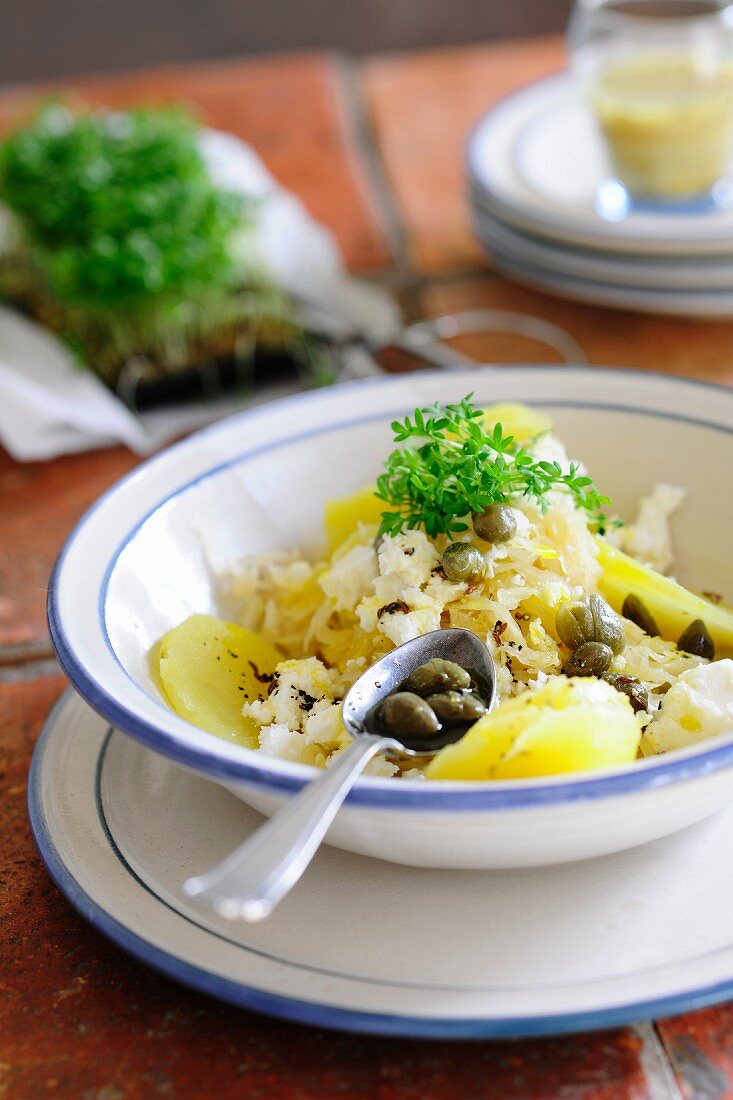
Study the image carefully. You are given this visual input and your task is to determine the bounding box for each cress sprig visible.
[0,104,245,309]
[375,395,612,538]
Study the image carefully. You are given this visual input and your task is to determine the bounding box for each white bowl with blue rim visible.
[48,365,733,870]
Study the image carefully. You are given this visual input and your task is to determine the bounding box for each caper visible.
[622,593,659,637]
[426,690,487,726]
[562,641,613,678]
[556,594,625,656]
[442,542,485,583]
[473,504,517,544]
[405,658,471,696]
[678,619,715,660]
[378,692,441,738]
[602,673,649,714]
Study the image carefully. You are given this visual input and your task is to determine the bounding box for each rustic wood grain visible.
[657,1012,733,1099]
[0,447,139,659]
[364,39,565,274]
[417,274,733,383]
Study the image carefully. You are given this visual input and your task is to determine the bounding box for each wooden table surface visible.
[3,35,733,1100]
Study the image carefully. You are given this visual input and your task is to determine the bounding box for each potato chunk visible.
[597,538,733,657]
[478,402,552,442]
[324,484,384,550]
[158,614,281,746]
[425,676,641,781]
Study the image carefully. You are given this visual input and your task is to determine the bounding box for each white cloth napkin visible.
[0,129,400,462]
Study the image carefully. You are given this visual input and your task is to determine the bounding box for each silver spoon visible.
[183,628,496,921]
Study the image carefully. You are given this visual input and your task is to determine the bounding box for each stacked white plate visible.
[466,72,733,317]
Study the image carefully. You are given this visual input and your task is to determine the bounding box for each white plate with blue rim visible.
[29,686,733,1037]
[466,72,733,256]
[471,225,733,318]
[46,366,733,872]
[471,202,733,292]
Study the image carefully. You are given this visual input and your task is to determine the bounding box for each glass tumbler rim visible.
[573,0,733,23]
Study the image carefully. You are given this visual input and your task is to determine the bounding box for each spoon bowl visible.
[342,628,497,755]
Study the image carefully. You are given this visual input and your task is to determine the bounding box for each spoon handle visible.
[183,733,399,921]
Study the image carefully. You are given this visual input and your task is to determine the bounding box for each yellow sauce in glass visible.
[590,52,733,198]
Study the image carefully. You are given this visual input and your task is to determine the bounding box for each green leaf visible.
[0,103,247,314]
[375,395,613,538]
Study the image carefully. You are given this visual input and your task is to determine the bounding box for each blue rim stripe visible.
[96,724,733,993]
[47,366,733,809]
[26,691,733,1038]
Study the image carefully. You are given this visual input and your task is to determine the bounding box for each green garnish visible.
[0,104,244,309]
[376,395,612,538]
[0,103,306,383]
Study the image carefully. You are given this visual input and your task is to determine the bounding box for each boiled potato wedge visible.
[477,402,552,442]
[596,538,733,657]
[426,677,640,781]
[158,614,282,746]
[324,483,384,550]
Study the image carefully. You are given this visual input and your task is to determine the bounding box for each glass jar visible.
[568,0,733,208]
